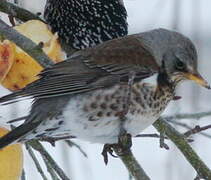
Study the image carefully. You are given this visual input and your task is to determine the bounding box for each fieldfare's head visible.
[162,38,210,89]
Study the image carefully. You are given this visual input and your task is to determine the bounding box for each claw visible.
[101,144,117,165]
[101,133,132,164]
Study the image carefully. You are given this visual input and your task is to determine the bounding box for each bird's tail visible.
[0,121,40,149]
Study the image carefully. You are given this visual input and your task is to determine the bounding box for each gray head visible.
[137,28,210,89]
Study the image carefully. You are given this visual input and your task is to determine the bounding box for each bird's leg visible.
[102,73,135,164]
[118,72,135,150]
[118,117,132,150]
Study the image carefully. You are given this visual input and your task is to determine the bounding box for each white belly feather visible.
[23,83,172,144]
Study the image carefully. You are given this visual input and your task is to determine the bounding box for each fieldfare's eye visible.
[175,58,185,70]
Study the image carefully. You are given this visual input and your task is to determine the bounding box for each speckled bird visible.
[0,29,209,150]
[44,0,128,49]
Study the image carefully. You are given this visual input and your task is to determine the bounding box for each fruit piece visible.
[0,127,23,180]
[0,20,64,91]
[1,49,43,90]
[14,20,63,63]
[0,41,15,82]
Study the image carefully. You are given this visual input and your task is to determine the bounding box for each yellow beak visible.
[184,72,210,89]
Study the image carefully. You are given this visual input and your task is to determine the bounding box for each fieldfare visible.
[0,29,209,154]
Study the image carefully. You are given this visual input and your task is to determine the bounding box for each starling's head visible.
[163,39,210,89]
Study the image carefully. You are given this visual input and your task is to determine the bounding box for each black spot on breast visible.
[110,103,118,110]
[149,102,152,107]
[135,97,141,103]
[97,111,103,117]
[104,95,110,101]
[143,94,147,100]
[88,116,97,121]
[58,121,64,125]
[96,94,101,100]
[90,102,98,109]
[100,103,107,109]
[107,112,111,117]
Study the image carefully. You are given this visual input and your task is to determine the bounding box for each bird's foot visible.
[101,144,118,165]
[101,132,132,165]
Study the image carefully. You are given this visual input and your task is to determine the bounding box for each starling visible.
[44,0,128,49]
[0,28,209,149]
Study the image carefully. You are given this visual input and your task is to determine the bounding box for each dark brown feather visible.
[0,35,159,104]
[82,35,159,75]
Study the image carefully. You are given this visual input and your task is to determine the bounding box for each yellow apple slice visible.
[0,127,23,180]
[1,20,64,91]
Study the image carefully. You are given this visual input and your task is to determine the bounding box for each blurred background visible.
[0,0,211,179]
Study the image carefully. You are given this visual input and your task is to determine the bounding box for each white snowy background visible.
[1,0,211,180]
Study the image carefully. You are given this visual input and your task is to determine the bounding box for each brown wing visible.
[0,58,119,104]
[0,35,159,104]
[81,35,159,78]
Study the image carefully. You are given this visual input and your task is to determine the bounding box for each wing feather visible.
[0,34,159,104]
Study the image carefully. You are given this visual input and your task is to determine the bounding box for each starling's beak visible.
[184,72,210,89]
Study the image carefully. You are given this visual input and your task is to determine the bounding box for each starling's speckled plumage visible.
[44,0,128,49]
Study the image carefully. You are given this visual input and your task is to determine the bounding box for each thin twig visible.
[135,133,166,139]
[0,0,43,22]
[0,18,53,68]
[165,111,211,121]
[25,143,48,180]
[135,133,193,143]
[65,140,87,158]
[184,125,211,137]
[42,155,60,180]
[168,120,211,138]
[28,140,70,180]
[154,118,211,179]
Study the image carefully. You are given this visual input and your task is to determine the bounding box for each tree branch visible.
[167,120,211,138]
[28,140,70,180]
[153,118,211,179]
[114,148,150,180]
[164,111,211,121]
[184,124,211,137]
[25,143,48,180]
[0,18,53,68]
[0,0,43,22]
